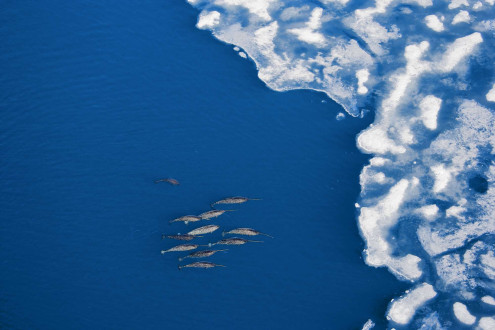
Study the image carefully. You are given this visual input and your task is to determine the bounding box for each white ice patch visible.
[449,0,470,9]
[215,0,275,21]
[279,6,311,21]
[288,7,326,46]
[473,1,483,9]
[453,302,476,325]
[387,283,437,325]
[438,32,483,72]
[446,204,466,220]
[197,11,221,29]
[475,19,495,32]
[487,83,495,102]
[425,15,445,32]
[431,164,452,193]
[320,0,351,6]
[359,179,423,280]
[452,10,471,24]
[482,296,495,305]
[479,317,495,330]
[417,204,439,221]
[405,0,433,7]
[343,0,400,56]
[481,251,495,279]
[419,95,442,130]
[361,319,375,330]
[356,69,370,95]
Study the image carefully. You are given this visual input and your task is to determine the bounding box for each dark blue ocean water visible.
[0,2,408,329]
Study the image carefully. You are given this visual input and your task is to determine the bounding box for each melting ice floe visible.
[185,0,495,327]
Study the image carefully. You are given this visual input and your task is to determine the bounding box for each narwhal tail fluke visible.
[178,256,185,262]
[161,234,166,240]
[210,202,217,209]
[222,231,226,237]
[178,265,182,271]
[260,233,274,238]
[160,250,167,255]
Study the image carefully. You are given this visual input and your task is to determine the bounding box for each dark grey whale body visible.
[222,228,273,238]
[178,261,226,270]
[154,178,179,185]
[164,234,202,241]
[210,196,261,208]
[178,249,228,261]
[212,237,263,246]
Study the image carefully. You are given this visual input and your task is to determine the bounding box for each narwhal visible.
[222,228,273,238]
[199,209,235,220]
[211,237,263,246]
[178,249,228,262]
[178,261,226,270]
[210,196,261,208]
[160,244,206,254]
[187,225,219,236]
[163,234,202,241]
[169,215,201,225]
[154,178,179,185]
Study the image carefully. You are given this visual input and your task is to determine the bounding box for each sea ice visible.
[487,83,495,102]
[452,10,471,24]
[186,0,495,327]
[453,302,476,325]
[425,15,445,32]
[387,283,437,325]
[482,296,495,305]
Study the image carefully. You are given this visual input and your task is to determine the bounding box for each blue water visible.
[0,2,408,329]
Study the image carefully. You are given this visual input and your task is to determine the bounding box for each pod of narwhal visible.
[161,193,270,269]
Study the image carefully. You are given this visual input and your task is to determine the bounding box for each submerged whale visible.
[211,196,261,208]
[163,234,202,241]
[187,224,219,236]
[178,261,226,270]
[169,215,201,225]
[222,228,273,238]
[178,249,228,262]
[199,209,235,220]
[154,178,179,185]
[212,237,263,245]
[160,244,205,254]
